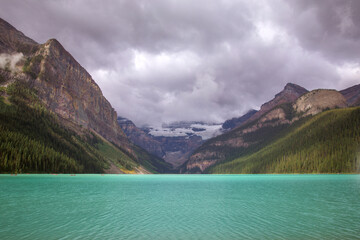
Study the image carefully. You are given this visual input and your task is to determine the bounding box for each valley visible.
[2,2,360,240]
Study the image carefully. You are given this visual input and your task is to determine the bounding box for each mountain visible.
[183,83,309,172]
[0,18,171,174]
[209,107,360,173]
[117,117,165,158]
[183,83,358,173]
[340,84,360,106]
[244,83,308,124]
[117,118,206,167]
[222,109,257,130]
[152,135,203,167]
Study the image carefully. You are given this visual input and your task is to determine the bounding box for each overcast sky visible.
[1,0,360,126]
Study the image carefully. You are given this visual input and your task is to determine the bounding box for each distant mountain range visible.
[117,118,220,167]
[1,17,359,174]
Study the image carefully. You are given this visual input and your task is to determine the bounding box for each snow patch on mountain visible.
[143,122,223,140]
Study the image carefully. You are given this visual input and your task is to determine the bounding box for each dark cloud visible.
[1,0,359,126]
[278,0,360,63]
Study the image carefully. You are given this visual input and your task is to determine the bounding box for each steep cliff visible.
[0,18,171,173]
[0,18,130,151]
[118,117,165,158]
[30,39,131,151]
[117,117,203,167]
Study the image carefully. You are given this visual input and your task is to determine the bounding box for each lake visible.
[0,174,359,239]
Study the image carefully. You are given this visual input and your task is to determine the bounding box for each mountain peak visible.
[44,38,72,58]
[278,83,308,97]
[245,83,308,124]
[285,82,303,90]
[0,18,131,151]
[45,38,64,48]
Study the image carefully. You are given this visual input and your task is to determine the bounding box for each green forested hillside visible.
[184,103,296,173]
[0,90,101,173]
[208,107,360,174]
[0,80,170,173]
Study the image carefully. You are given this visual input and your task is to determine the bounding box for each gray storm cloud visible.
[1,0,359,126]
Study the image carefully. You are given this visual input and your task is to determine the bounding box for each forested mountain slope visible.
[0,18,171,173]
[183,85,359,174]
[209,107,360,173]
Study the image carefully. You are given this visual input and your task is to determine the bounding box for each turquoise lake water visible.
[0,174,359,239]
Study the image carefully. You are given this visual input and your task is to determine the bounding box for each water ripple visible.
[0,174,360,239]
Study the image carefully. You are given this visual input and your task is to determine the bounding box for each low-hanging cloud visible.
[0,53,24,72]
[1,0,359,126]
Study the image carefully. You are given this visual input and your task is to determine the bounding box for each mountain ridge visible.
[222,109,257,130]
[0,18,38,54]
[340,84,360,106]
[1,18,359,174]
[183,82,359,173]
[0,18,171,174]
[118,117,204,167]
[244,83,308,125]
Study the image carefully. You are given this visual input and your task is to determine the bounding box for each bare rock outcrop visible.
[118,117,165,158]
[294,89,347,117]
[245,83,308,125]
[0,18,132,154]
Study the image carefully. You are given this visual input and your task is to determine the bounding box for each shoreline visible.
[0,173,359,176]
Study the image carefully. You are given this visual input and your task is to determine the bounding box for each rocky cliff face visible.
[0,18,176,174]
[33,39,131,150]
[340,84,360,106]
[0,19,131,153]
[0,19,38,54]
[117,117,165,158]
[117,117,203,167]
[245,83,308,124]
[294,89,347,117]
